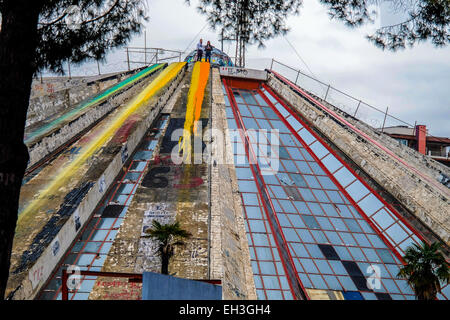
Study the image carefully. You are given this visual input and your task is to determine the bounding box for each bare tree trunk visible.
[241,39,245,68]
[235,29,239,66]
[161,254,170,275]
[0,1,41,299]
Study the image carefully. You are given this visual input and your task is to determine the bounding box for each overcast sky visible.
[124,0,450,137]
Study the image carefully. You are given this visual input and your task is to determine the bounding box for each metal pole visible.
[61,269,68,301]
[221,29,224,52]
[324,84,331,101]
[242,41,245,68]
[126,48,130,71]
[144,30,147,65]
[97,60,100,75]
[354,100,361,117]
[67,59,71,79]
[295,70,300,84]
[270,58,274,70]
[381,106,389,132]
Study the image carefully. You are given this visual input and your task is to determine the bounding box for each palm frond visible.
[398,241,449,300]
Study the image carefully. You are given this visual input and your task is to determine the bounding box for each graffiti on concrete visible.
[97,280,142,300]
[141,163,206,190]
[135,203,175,274]
[121,143,129,164]
[141,167,170,188]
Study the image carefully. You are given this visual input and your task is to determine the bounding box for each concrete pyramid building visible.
[7,49,449,300]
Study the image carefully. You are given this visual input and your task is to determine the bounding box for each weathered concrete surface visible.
[30,71,136,99]
[26,68,161,168]
[6,65,186,300]
[89,66,213,300]
[303,85,450,181]
[27,69,144,127]
[210,68,257,299]
[267,74,450,246]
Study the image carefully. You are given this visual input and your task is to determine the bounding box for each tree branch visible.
[80,0,121,25]
[37,0,121,29]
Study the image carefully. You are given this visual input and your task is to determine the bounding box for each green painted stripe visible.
[25,64,165,144]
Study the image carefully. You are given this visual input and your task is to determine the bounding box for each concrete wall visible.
[27,68,160,168]
[210,68,257,299]
[304,85,450,181]
[267,73,450,246]
[27,69,144,127]
[30,71,139,99]
[8,65,186,300]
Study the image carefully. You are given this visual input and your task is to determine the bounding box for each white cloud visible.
[125,0,450,137]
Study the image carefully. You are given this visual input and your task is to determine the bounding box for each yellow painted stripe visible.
[193,62,210,134]
[179,62,210,160]
[19,62,186,223]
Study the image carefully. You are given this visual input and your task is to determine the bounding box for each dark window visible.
[342,261,365,277]
[101,205,125,218]
[351,275,370,291]
[375,292,392,300]
[318,244,340,260]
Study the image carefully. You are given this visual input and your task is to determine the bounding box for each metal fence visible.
[39,47,183,79]
[125,47,183,68]
[35,53,446,145]
[270,59,417,132]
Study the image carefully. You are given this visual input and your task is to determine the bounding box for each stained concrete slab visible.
[89,64,214,300]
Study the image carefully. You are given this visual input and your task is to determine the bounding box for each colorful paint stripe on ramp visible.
[19,62,186,222]
[179,61,210,161]
[24,64,165,145]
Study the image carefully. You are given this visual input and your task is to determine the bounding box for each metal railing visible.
[269,59,449,146]
[125,47,183,69]
[270,59,415,131]
[38,47,183,79]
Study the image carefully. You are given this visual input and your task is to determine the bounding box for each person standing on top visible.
[205,41,213,63]
[196,39,204,62]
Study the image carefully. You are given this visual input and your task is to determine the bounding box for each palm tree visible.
[397,242,449,300]
[143,220,191,275]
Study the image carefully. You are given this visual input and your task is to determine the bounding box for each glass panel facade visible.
[222,81,445,300]
[38,116,169,300]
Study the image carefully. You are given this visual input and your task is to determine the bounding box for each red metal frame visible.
[235,89,354,293]
[224,81,293,299]
[222,81,417,297]
[223,78,310,300]
[228,91,300,298]
[261,82,427,249]
[255,86,411,295]
[259,84,416,267]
